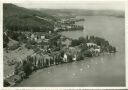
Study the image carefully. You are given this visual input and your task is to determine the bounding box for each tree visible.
[23,60,33,77]
[3,33,9,48]
[71,39,80,46]
[78,37,86,44]
[4,80,10,87]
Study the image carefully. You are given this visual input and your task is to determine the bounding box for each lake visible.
[16,16,125,87]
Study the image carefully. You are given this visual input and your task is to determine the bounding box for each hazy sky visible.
[15,1,125,11]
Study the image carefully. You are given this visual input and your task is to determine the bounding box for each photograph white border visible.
[0,0,127,89]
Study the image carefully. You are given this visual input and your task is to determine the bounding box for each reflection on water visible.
[16,16,125,87]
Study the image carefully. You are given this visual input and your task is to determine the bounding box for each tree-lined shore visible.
[4,31,116,86]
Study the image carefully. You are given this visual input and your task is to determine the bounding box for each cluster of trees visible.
[71,36,116,53]
[14,56,34,81]
[4,15,54,32]
[3,30,30,50]
[3,32,9,48]
[3,4,56,33]
[5,31,27,43]
[71,37,88,47]
[88,36,116,53]
[49,34,62,51]
[3,31,21,49]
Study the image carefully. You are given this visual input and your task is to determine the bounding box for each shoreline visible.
[5,50,116,87]
[14,52,118,87]
[3,30,117,87]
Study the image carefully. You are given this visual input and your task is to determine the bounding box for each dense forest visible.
[3,4,56,32]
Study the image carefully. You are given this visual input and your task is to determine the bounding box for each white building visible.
[86,43,97,47]
[41,35,45,39]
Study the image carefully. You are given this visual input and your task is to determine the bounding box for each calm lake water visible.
[16,16,125,87]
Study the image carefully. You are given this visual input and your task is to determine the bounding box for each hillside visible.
[39,9,125,18]
[3,4,56,32]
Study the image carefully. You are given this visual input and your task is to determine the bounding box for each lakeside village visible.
[3,16,116,87]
